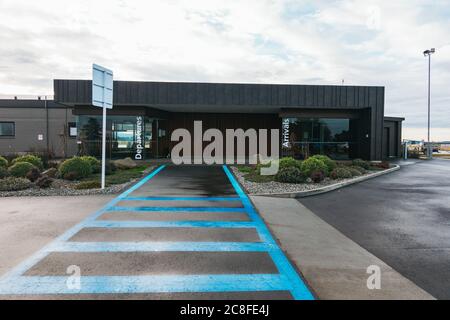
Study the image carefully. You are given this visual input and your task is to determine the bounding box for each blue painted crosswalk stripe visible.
[86,220,257,229]
[0,274,290,295]
[108,206,246,212]
[49,242,275,252]
[122,197,241,201]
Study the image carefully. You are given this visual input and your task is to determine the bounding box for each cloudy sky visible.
[0,0,449,140]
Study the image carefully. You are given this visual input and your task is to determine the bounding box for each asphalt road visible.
[0,165,313,300]
[300,159,450,299]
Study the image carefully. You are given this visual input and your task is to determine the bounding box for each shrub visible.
[0,177,32,191]
[0,156,8,168]
[59,157,92,180]
[26,168,41,182]
[310,170,325,183]
[81,156,101,173]
[74,180,101,190]
[36,176,53,188]
[8,162,37,178]
[350,166,367,175]
[330,167,352,180]
[301,157,328,177]
[11,155,43,170]
[0,166,10,179]
[278,157,302,170]
[348,167,362,177]
[275,167,305,183]
[352,158,370,170]
[309,155,336,174]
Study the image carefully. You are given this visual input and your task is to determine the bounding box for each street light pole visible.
[423,48,435,159]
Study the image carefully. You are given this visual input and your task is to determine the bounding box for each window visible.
[281,118,357,160]
[0,122,15,137]
[68,122,77,137]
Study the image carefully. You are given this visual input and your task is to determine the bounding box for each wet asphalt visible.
[300,159,450,299]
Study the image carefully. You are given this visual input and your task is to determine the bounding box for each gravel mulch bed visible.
[0,166,155,197]
[230,166,377,195]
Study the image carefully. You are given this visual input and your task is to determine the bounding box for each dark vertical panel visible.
[290,85,299,106]
[278,85,287,106]
[347,86,355,107]
[271,85,278,106]
[305,86,314,106]
[323,86,332,107]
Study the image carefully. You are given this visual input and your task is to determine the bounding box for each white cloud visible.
[0,0,449,139]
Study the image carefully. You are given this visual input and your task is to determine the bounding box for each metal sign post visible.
[92,64,113,189]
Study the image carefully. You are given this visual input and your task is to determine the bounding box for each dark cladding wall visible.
[54,80,385,160]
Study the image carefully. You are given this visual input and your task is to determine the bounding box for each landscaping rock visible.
[42,168,58,178]
[114,157,137,169]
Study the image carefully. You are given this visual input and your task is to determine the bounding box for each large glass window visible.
[76,115,167,159]
[0,122,15,137]
[281,118,356,160]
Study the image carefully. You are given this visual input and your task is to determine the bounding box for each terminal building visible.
[0,80,404,161]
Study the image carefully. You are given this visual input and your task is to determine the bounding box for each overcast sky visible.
[0,0,449,140]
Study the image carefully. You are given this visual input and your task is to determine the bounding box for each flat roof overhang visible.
[55,79,384,114]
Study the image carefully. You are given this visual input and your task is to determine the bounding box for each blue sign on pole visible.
[92,64,113,109]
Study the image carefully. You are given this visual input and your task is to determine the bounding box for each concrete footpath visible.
[0,195,115,276]
[251,196,435,300]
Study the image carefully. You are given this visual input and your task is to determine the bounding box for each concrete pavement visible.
[251,196,434,300]
[0,195,114,276]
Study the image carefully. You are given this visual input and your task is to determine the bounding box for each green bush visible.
[330,167,353,180]
[310,170,325,183]
[0,177,32,191]
[0,166,10,179]
[300,157,328,177]
[81,156,101,173]
[278,157,302,170]
[348,167,362,177]
[275,167,305,183]
[352,158,370,170]
[74,180,101,190]
[350,166,367,175]
[0,156,8,168]
[59,157,92,180]
[8,162,36,177]
[11,155,43,170]
[309,155,336,174]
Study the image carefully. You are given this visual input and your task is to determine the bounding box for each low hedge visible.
[301,157,328,177]
[59,157,92,180]
[0,166,9,179]
[81,156,101,173]
[309,155,336,173]
[8,162,37,178]
[11,155,44,170]
[275,167,305,183]
[74,180,101,190]
[330,167,353,180]
[0,177,32,191]
[352,158,370,170]
[0,156,8,168]
[278,157,302,170]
